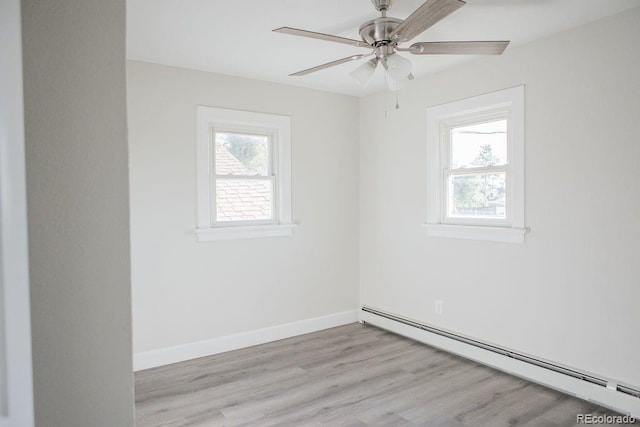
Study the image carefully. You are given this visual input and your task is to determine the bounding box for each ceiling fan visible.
[273,0,510,87]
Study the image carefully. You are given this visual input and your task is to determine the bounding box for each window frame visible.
[211,126,276,227]
[442,110,511,226]
[196,106,295,241]
[423,86,526,244]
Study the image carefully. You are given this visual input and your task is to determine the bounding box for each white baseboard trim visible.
[360,308,640,418]
[134,309,359,371]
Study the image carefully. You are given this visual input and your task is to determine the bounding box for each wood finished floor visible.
[136,323,628,426]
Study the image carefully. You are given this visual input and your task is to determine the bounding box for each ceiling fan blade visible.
[390,0,466,43]
[273,27,369,48]
[290,54,371,76]
[409,41,510,55]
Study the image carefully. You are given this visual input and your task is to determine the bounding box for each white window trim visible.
[196,106,296,241]
[424,86,526,244]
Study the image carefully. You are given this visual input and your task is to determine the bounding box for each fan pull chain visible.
[384,72,388,119]
[396,87,400,110]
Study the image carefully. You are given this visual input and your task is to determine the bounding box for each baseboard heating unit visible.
[360,305,640,417]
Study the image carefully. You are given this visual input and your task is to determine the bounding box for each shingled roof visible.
[215,144,272,222]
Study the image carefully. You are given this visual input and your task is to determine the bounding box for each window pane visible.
[216,179,273,222]
[449,172,506,218]
[451,119,507,169]
[215,132,268,176]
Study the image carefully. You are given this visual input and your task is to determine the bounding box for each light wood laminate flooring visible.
[136,323,631,426]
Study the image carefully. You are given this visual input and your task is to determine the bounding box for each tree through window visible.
[447,119,508,219]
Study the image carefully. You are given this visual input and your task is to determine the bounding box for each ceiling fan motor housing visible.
[371,0,394,12]
[359,17,402,47]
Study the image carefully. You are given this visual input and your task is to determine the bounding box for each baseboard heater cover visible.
[361,305,640,415]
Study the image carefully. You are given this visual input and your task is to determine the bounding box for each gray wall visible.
[21,1,134,425]
[359,7,640,388]
[128,61,359,356]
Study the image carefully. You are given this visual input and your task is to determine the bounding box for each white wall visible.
[22,0,134,425]
[128,61,359,355]
[359,7,640,389]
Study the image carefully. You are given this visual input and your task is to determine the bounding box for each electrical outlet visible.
[435,300,443,315]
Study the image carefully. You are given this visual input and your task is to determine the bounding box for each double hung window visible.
[213,129,275,225]
[196,106,294,241]
[424,86,526,243]
[443,114,509,224]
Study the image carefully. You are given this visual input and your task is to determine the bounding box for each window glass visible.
[215,132,268,176]
[448,172,506,219]
[215,179,273,222]
[450,119,507,169]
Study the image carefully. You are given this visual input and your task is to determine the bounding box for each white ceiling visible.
[127,0,639,97]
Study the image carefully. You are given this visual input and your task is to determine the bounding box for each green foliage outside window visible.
[453,144,505,213]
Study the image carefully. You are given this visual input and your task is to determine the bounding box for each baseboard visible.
[133,309,359,371]
[360,306,640,418]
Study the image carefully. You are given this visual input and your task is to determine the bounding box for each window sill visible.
[196,223,297,242]
[422,223,527,244]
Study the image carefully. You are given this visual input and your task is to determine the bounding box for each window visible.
[196,106,295,241]
[424,86,526,243]
[214,131,273,224]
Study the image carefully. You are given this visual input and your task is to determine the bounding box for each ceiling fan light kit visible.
[385,53,412,81]
[273,0,510,89]
[350,59,379,87]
